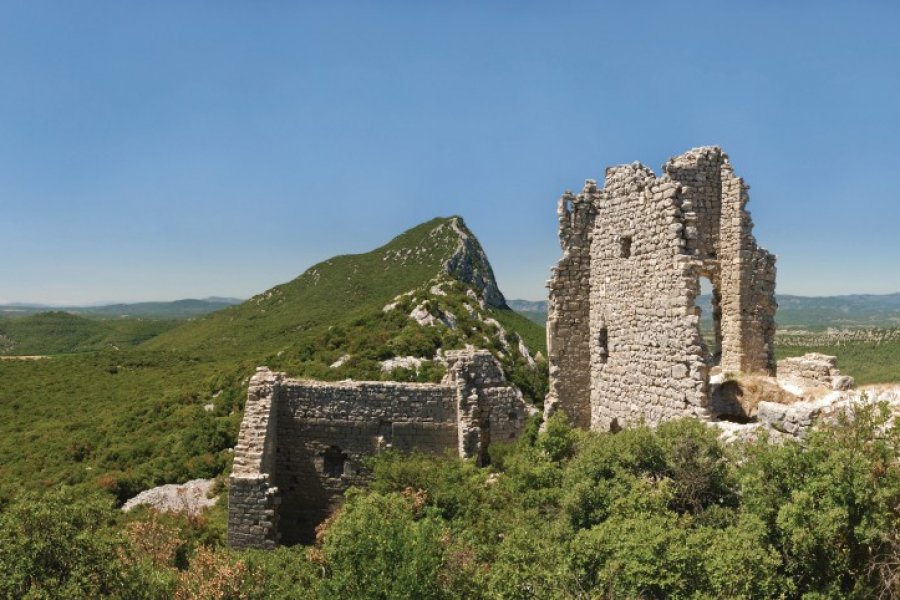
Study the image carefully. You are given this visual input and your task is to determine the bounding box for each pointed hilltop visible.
[146,216,546,401]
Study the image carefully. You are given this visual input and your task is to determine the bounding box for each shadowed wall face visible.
[546,147,776,431]
[274,381,459,544]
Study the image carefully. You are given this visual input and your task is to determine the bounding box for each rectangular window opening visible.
[598,327,609,364]
[620,236,633,258]
[323,446,347,478]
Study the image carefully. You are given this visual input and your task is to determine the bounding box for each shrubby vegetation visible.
[0,281,545,501]
[0,350,251,501]
[264,277,547,403]
[0,311,178,355]
[2,406,897,599]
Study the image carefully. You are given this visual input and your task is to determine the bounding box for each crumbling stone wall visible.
[547,147,776,431]
[227,368,282,550]
[228,350,528,549]
[546,187,596,429]
[778,353,854,391]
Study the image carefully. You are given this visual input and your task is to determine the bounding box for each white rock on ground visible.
[379,356,424,372]
[409,302,458,329]
[330,354,351,368]
[518,337,535,367]
[440,310,458,329]
[483,317,511,351]
[122,479,218,515]
[409,303,438,327]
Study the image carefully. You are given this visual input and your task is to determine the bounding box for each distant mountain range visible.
[0,297,243,320]
[509,293,900,329]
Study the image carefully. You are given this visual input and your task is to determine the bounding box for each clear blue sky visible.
[2,1,899,304]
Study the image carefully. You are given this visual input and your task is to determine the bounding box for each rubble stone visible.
[777,352,854,391]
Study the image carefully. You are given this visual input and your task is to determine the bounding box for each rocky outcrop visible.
[443,217,507,308]
[122,479,218,515]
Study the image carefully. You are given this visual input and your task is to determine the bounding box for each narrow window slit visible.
[598,327,609,364]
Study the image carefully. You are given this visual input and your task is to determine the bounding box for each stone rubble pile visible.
[777,353,854,391]
[715,385,900,444]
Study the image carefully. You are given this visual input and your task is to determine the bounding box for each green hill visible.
[0,216,547,501]
[145,217,512,354]
[144,216,545,395]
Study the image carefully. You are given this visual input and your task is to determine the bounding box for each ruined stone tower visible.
[546,146,776,431]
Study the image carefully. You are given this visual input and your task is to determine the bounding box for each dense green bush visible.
[0,490,132,599]
[278,405,899,599]
[315,489,449,600]
[2,403,897,599]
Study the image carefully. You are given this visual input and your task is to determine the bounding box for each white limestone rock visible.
[330,354,351,369]
[409,303,437,327]
[122,479,218,515]
[379,356,424,372]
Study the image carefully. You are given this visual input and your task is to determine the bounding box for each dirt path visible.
[0,355,49,361]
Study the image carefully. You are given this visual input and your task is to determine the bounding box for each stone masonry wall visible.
[227,368,282,550]
[274,379,458,544]
[228,350,529,548]
[546,187,596,429]
[548,147,777,431]
[444,349,527,460]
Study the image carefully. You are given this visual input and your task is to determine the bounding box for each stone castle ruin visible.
[227,145,784,549]
[546,146,777,431]
[228,349,528,549]
[224,144,900,551]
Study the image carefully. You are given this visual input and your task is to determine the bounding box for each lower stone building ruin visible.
[547,146,777,431]
[228,349,528,549]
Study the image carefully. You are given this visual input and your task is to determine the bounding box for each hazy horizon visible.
[4,273,900,308]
